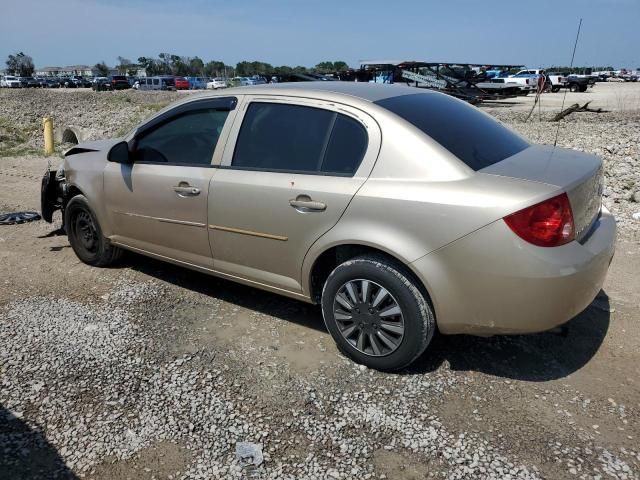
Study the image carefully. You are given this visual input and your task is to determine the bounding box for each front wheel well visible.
[308,244,433,308]
[67,185,83,199]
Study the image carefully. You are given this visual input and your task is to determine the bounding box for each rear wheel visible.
[551,85,561,93]
[65,195,122,267]
[321,256,435,371]
[569,83,579,92]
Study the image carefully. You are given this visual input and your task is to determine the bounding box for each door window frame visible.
[219,95,381,179]
[125,96,241,168]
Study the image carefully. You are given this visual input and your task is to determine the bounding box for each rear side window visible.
[321,115,368,174]
[375,93,529,170]
[232,102,368,175]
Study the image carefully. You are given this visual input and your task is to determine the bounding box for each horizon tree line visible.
[94,54,351,78]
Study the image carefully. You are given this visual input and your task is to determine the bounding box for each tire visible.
[64,195,122,267]
[551,86,561,93]
[321,255,435,371]
[569,83,579,92]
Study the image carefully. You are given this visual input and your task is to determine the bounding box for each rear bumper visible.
[411,206,616,335]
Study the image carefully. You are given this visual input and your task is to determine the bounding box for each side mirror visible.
[107,141,132,164]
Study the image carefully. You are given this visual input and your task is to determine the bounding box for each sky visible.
[1,0,638,70]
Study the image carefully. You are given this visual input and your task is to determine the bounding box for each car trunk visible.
[481,144,604,242]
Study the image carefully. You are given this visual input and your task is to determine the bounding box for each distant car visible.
[206,78,228,89]
[42,83,615,371]
[109,75,130,90]
[232,77,256,86]
[249,75,267,85]
[544,72,568,92]
[44,78,62,88]
[175,77,189,90]
[504,73,538,93]
[19,77,40,88]
[186,77,207,89]
[136,76,176,91]
[92,77,111,91]
[1,75,22,88]
[59,77,77,88]
[565,75,590,92]
[72,76,92,88]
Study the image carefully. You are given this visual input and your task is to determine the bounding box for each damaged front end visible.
[40,163,68,223]
[40,142,106,224]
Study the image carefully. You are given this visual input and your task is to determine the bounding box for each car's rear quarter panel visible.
[412,207,616,335]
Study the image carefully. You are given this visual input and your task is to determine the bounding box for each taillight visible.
[503,193,574,247]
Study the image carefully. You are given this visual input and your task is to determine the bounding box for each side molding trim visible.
[208,224,288,241]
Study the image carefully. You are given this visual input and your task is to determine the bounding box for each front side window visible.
[134,109,229,165]
[232,102,368,175]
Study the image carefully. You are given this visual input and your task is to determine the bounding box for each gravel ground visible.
[0,85,639,479]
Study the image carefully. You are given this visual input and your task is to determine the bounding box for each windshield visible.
[375,93,529,171]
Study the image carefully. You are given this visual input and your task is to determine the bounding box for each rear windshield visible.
[375,93,529,170]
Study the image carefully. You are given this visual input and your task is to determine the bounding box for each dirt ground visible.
[1,86,639,480]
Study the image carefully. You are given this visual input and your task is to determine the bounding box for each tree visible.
[94,62,110,76]
[273,65,293,75]
[332,61,349,72]
[189,56,204,76]
[116,56,132,75]
[5,52,35,77]
[314,61,335,74]
[158,53,171,74]
[204,60,227,78]
[236,60,272,76]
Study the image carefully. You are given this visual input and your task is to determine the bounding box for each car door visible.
[104,96,239,267]
[209,97,381,294]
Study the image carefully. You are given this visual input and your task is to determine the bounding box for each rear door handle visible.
[173,185,200,197]
[289,196,326,212]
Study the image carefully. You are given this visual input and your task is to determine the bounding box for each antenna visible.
[554,18,583,147]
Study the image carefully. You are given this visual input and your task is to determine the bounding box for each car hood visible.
[64,139,120,157]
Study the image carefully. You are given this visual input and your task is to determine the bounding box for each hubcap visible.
[74,211,98,253]
[333,279,404,357]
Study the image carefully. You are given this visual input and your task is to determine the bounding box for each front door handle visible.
[173,184,200,197]
[289,195,326,212]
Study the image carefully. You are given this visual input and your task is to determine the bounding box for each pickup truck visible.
[551,74,591,92]
[515,69,567,92]
[505,73,539,93]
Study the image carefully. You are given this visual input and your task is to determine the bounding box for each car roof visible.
[205,81,434,103]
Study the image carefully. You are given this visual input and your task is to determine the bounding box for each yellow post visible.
[43,117,54,156]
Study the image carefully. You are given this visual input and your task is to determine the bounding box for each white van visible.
[136,76,176,91]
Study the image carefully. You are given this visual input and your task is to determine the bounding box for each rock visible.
[235,442,264,468]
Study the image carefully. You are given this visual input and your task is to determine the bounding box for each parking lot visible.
[1,83,639,479]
